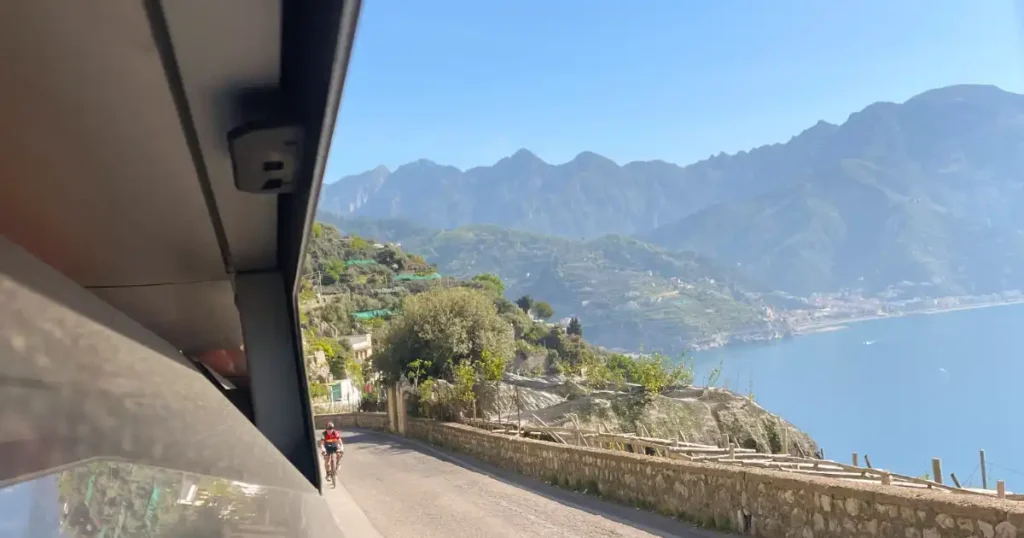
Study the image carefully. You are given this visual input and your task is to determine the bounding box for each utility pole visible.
[980,449,988,489]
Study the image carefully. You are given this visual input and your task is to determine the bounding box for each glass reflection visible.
[0,460,335,537]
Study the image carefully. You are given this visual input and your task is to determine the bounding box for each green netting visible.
[394,273,441,281]
[85,472,96,504]
[344,259,378,267]
[145,483,161,529]
[352,309,394,320]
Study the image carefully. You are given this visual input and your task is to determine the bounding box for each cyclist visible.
[319,422,343,477]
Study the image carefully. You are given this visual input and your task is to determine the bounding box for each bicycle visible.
[323,447,342,488]
[324,452,335,488]
[320,422,344,488]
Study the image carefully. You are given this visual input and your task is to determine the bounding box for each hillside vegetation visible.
[318,215,780,352]
[300,222,690,400]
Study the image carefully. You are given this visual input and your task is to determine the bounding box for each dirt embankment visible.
[475,375,819,457]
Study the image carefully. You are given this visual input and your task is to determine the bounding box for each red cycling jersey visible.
[323,429,341,445]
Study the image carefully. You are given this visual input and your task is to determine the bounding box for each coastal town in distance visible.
[686,287,1024,351]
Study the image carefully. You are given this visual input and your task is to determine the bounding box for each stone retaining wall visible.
[319,412,1024,537]
[314,412,389,431]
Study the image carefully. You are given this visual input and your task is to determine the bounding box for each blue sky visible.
[325,0,1024,180]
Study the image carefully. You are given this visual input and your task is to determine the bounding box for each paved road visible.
[321,428,725,538]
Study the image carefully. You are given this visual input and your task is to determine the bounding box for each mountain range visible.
[320,84,1024,297]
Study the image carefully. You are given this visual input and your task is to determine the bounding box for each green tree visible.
[606,353,639,381]
[475,349,506,382]
[531,301,554,320]
[495,297,518,314]
[348,235,370,251]
[452,360,477,405]
[515,295,533,314]
[603,352,692,395]
[407,358,432,386]
[582,354,623,388]
[567,317,583,336]
[471,273,505,296]
[321,259,347,285]
[327,355,347,379]
[631,353,692,395]
[560,335,596,374]
[374,287,515,384]
[523,322,550,344]
[416,378,438,416]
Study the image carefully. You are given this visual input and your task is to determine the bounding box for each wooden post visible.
[997,481,1006,499]
[729,444,736,459]
[980,449,988,489]
[515,385,523,436]
[570,415,589,447]
[852,452,859,467]
[531,414,567,444]
[950,473,962,488]
[881,472,892,486]
[864,455,873,469]
[723,434,731,449]
[932,458,943,485]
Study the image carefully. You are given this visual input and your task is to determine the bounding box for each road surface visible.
[320,428,725,538]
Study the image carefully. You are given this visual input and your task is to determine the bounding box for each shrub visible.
[309,382,329,400]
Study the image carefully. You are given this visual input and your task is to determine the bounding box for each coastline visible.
[790,298,1024,335]
[686,298,1024,352]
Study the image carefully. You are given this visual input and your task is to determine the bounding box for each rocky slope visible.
[475,374,819,457]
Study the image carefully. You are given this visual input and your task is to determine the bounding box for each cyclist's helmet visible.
[326,421,335,429]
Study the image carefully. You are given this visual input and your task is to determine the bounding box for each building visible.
[342,334,373,361]
[329,379,361,408]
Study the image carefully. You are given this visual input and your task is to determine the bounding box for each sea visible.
[692,302,1024,490]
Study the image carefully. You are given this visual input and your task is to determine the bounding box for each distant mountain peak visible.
[501,148,547,167]
[810,119,837,131]
[789,119,838,142]
[568,150,617,167]
[511,148,542,161]
[908,84,1008,103]
[394,158,450,174]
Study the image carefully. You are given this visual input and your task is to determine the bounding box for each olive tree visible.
[373,287,515,384]
[471,273,505,296]
[531,301,554,320]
